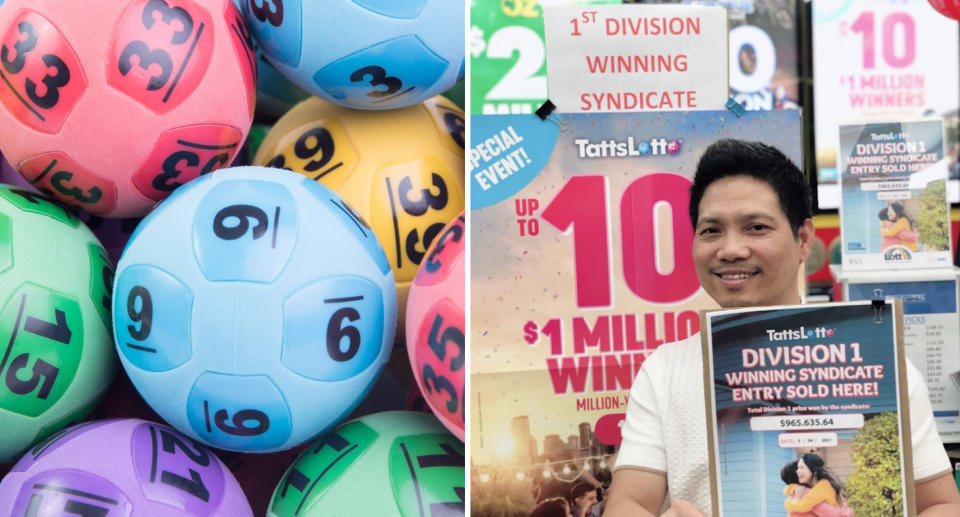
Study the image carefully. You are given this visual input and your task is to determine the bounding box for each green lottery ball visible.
[269,411,464,517]
[0,186,116,462]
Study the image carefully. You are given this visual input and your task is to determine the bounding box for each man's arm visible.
[915,471,960,516]
[603,468,666,517]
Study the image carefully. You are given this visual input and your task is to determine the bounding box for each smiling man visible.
[603,139,960,517]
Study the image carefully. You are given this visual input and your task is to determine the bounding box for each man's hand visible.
[660,500,709,517]
[576,502,591,517]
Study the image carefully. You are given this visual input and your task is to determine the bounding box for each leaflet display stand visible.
[831,265,960,443]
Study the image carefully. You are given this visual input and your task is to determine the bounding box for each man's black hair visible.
[689,139,812,235]
[568,482,596,503]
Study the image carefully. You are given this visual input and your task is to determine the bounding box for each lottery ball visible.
[268,411,464,517]
[0,186,115,462]
[0,0,256,218]
[231,0,309,119]
[244,0,464,110]
[252,95,465,335]
[1,152,33,190]
[0,418,254,516]
[930,0,960,21]
[112,166,396,452]
[405,213,464,441]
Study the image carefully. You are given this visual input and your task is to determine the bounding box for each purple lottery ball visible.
[0,419,254,517]
[0,152,34,191]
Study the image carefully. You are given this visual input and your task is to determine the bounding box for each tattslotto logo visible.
[574,137,682,158]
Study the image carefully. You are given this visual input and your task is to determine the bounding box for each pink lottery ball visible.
[0,0,255,217]
[929,0,960,21]
[405,213,465,441]
[0,418,254,516]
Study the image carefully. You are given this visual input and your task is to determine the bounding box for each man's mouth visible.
[718,272,755,279]
[712,269,760,282]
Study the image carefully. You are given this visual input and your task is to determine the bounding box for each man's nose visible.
[716,232,751,261]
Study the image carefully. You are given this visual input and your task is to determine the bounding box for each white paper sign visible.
[543,4,729,113]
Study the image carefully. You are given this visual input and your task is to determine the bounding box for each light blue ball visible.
[232,0,310,118]
[244,0,464,110]
[112,166,396,452]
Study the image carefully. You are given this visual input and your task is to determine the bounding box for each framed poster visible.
[704,301,914,516]
[812,0,960,209]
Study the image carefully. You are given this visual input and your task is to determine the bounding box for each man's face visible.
[576,489,598,513]
[692,175,813,308]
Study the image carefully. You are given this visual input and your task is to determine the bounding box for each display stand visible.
[831,265,960,443]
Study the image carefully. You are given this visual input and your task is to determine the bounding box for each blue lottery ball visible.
[244,0,464,110]
[111,166,397,452]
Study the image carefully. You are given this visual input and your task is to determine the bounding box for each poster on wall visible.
[469,110,802,514]
[838,119,952,269]
[704,301,914,517]
[470,0,620,116]
[844,276,960,443]
[812,0,960,209]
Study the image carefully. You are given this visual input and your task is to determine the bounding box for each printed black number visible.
[7,188,75,221]
[213,205,268,240]
[444,112,465,149]
[160,428,210,465]
[200,153,230,174]
[278,468,309,498]
[142,0,194,45]
[350,65,403,99]
[24,496,110,517]
[405,222,445,266]
[427,314,464,372]
[421,364,458,413]
[155,151,198,191]
[326,307,360,362]
[154,151,230,192]
[25,53,70,109]
[117,40,173,91]
[1,20,37,74]
[249,0,284,26]
[265,154,291,171]
[294,127,335,172]
[50,170,102,204]
[24,308,72,344]
[158,428,211,502]
[231,12,256,55]
[63,500,110,517]
[5,353,58,399]
[399,173,448,216]
[127,286,153,341]
[101,265,114,312]
[214,408,270,436]
[416,442,463,468]
[116,0,194,92]
[424,220,463,274]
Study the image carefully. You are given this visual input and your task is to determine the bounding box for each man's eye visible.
[699,227,718,235]
[749,224,768,231]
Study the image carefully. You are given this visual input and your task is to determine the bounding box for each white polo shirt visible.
[615,333,952,513]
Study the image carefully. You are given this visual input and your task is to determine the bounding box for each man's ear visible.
[797,218,815,263]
